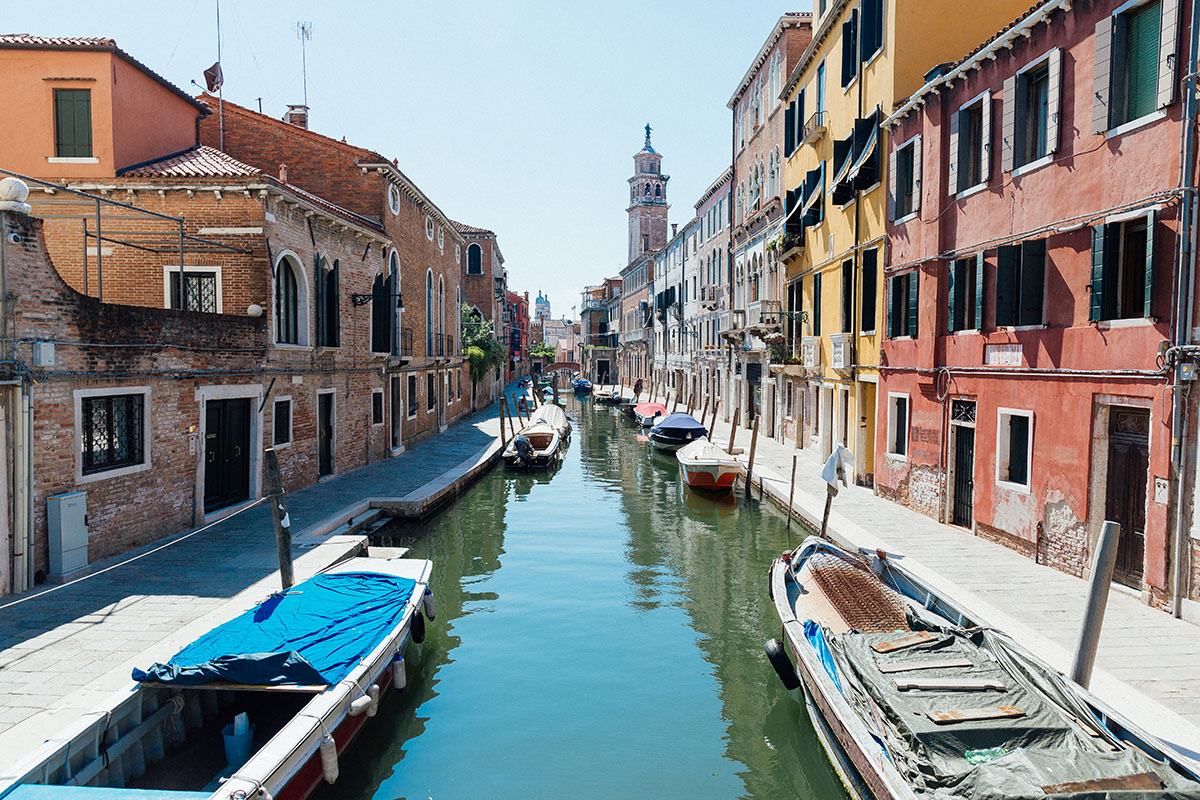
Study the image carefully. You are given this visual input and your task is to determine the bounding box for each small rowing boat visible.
[648,413,707,452]
[676,437,739,494]
[633,402,666,428]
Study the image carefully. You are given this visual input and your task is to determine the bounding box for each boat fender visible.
[319,733,339,784]
[256,789,273,800]
[422,587,437,621]
[764,639,801,691]
[348,693,373,717]
[366,684,381,717]
[412,610,426,644]
[392,654,407,690]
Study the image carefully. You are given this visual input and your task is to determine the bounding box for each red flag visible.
[203,61,223,92]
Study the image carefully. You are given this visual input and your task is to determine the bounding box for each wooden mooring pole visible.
[744,417,760,500]
[727,408,740,454]
[264,448,294,591]
[499,397,507,443]
[820,484,837,538]
[786,454,797,537]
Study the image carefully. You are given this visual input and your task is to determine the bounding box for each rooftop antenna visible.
[216,0,224,150]
[294,21,313,112]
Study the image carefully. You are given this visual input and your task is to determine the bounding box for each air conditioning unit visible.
[830,333,851,371]
[802,336,821,368]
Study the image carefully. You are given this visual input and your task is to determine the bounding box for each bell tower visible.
[627,124,670,265]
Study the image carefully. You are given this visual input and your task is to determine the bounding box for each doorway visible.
[318,392,335,478]
[390,376,403,450]
[950,399,976,528]
[204,398,251,513]
[1105,407,1149,587]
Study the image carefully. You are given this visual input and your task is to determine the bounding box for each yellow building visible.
[778,0,1029,485]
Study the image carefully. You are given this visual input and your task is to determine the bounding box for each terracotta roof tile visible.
[449,219,494,236]
[119,146,260,178]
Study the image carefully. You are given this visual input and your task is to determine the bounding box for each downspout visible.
[1171,0,1200,618]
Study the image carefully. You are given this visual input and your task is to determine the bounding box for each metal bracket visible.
[351,292,404,308]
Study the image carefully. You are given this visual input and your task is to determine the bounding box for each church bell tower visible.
[627,124,670,265]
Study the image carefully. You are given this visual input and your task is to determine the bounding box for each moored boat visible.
[766,537,1200,800]
[633,401,667,427]
[502,422,564,469]
[572,379,592,394]
[528,402,571,436]
[2,554,435,800]
[648,413,707,452]
[676,437,739,494]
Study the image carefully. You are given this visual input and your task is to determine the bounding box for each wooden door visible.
[318,393,334,477]
[1106,408,1149,587]
[204,398,251,513]
[952,426,975,528]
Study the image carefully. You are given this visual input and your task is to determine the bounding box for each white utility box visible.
[47,490,88,579]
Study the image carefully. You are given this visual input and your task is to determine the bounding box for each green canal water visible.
[324,398,846,799]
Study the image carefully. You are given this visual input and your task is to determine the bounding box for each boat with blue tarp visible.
[648,413,707,452]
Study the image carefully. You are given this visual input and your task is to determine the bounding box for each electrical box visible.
[1180,363,1198,382]
[31,341,54,366]
[47,491,88,579]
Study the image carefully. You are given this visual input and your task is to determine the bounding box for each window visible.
[860,0,884,63]
[53,89,92,158]
[388,184,401,215]
[427,372,436,410]
[1109,0,1166,128]
[275,256,302,345]
[811,272,822,336]
[1019,64,1050,165]
[1003,50,1061,172]
[886,394,909,457]
[952,92,990,193]
[861,248,878,332]
[274,398,292,446]
[438,226,445,251]
[841,259,853,333]
[371,272,394,353]
[891,135,920,219]
[316,258,340,347]
[168,269,218,313]
[995,240,1045,326]
[997,409,1033,490]
[425,216,435,241]
[841,8,859,88]
[372,390,384,425]
[888,271,918,337]
[816,61,826,113]
[456,244,461,264]
[425,271,434,353]
[1090,213,1156,321]
[466,244,483,275]
[80,392,145,475]
[948,255,983,332]
[407,374,418,417]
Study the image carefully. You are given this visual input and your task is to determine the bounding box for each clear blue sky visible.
[8,1,807,320]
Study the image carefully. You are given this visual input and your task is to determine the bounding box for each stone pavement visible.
[646,389,1200,758]
[0,397,504,765]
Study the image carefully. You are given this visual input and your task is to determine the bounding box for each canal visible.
[323,398,847,799]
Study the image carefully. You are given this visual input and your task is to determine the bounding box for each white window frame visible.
[388,184,401,215]
[273,395,293,448]
[73,386,153,484]
[161,265,224,313]
[195,383,265,516]
[894,133,921,224]
[371,388,385,426]
[1011,49,1058,176]
[425,215,435,241]
[407,374,419,420]
[995,407,1034,493]
[886,392,910,461]
[955,89,992,198]
[272,250,311,349]
[1105,0,1169,137]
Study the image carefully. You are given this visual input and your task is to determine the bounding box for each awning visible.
[803,166,824,214]
[849,121,878,179]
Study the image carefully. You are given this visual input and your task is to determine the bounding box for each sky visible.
[7,0,807,320]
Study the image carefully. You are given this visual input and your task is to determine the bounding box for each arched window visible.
[644,183,651,196]
[316,257,340,347]
[275,256,300,344]
[466,243,483,275]
[438,276,445,343]
[371,270,393,354]
[426,270,434,354]
[654,184,661,197]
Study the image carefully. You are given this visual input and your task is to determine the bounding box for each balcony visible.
[398,327,413,359]
[699,285,718,310]
[582,296,606,312]
[830,332,852,372]
[802,336,821,368]
[803,111,826,145]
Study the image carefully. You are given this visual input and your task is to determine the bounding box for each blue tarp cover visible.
[3,787,208,799]
[803,620,843,694]
[651,413,707,436]
[132,571,416,687]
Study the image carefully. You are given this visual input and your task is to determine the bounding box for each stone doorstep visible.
[0,535,367,773]
[742,452,1200,765]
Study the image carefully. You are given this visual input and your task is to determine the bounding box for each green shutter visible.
[947,260,957,333]
[1125,1,1163,122]
[812,272,822,337]
[887,275,895,337]
[996,245,1019,326]
[974,253,985,330]
[1019,240,1046,325]
[907,272,919,337]
[1144,213,1155,317]
[314,256,325,345]
[1089,225,1106,321]
[54,89,92,158]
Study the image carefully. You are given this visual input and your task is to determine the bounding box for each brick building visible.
[506,290,530,378]
[692,169,731,409]
[454,220,507,406]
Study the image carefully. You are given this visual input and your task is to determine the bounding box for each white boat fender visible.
[366,684,380,718]
[764,638,801,691]
[411,610,426,644]
[348,692,373,717]
[422,587,437,621]
[392,653,407,690]
[319,733,339,784]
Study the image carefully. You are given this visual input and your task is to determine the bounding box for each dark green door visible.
[318,393,334,477]
[204,398,251,513]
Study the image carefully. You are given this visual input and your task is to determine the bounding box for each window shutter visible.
[798,88,806,144]
[1089,225,1106,321]
[887,275,895,337]
[887,138,898,220]
[947,110,960,195]
[1094,18,1114,133]
[980,91,993,183]
[1019,240,1045,325]
[974,252,985,330]
[947,261,957,333]
[912,134,923,213]
[330,260,340,347]
[996,245,1018,325]
[1001,76,1017,173]
[314,256,325,346]
[1047,47,1063,155]
[785,102,796,157]
[907,272,919,337]
[1157,0,1181,108]
[1144,211,1156,317]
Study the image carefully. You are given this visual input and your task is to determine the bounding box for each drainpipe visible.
[1171,0,1200,618]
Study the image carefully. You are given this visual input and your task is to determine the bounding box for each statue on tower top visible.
[644,123,652,148]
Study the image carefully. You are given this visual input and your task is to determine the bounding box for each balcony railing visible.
[803,111,827,145]
[398,327,413,357]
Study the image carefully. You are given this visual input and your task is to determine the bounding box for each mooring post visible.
[264,448,294,591]
[700,396,709,427]
[1070,520,1121,689]
[787,454,798,535]
[820,484,837,538]
[709,400,719,437]
[727,408,740,454]
[744,417,760,499]
[499,397,507,443]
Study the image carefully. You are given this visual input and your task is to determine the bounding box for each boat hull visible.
[681,464,738,492]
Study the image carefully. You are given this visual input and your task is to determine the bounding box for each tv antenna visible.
[294,21,313,110]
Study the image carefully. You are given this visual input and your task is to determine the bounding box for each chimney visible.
[524,291,529,302]
[671,223,678,236]
[278,163,288,183]
[283,104,309,129]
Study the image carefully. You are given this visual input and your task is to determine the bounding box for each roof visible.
[119,146,260,178]
[727,14,812,108]
[0,34,210,114]
[449,219,494,236]
[695,167,733,210]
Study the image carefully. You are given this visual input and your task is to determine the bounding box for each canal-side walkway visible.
[645,389,1200,758]
[0,397,505,770]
